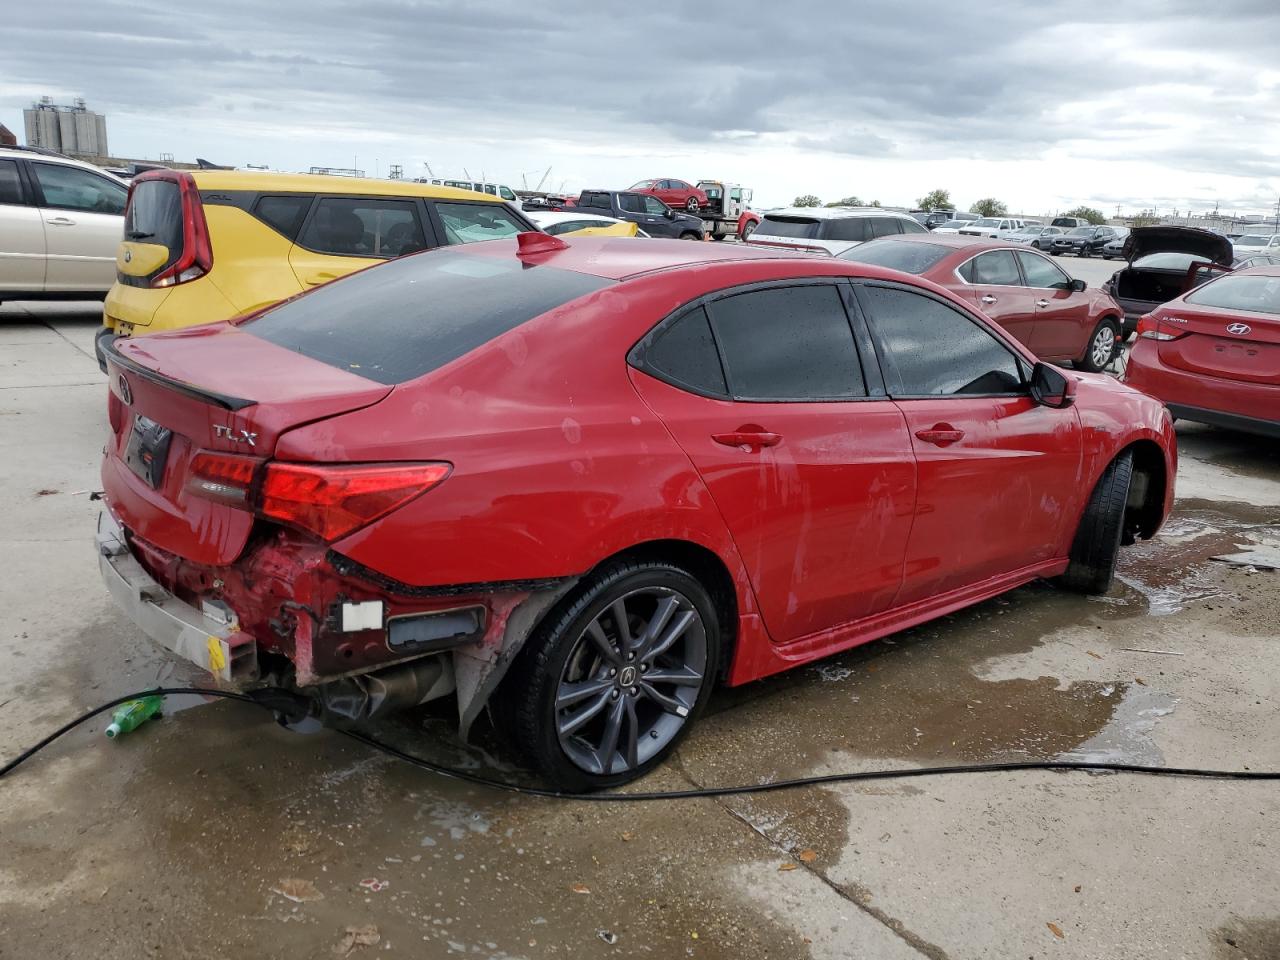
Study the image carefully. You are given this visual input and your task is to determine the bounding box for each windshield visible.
[1067,227,1093,236]
[837,239,952,274]
[1185,273,1280,315]
[757,216,820,239]
[1010,226,1041,236]
[1132,252,1210,271]
[937,220,967,229]
[969,218,999,228]
[629,180,656,190]
[1235,235,1272,245]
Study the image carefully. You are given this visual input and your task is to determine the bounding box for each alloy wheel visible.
[1091,325,1117,369]
[554,587,707,776]
[686,197,699,212]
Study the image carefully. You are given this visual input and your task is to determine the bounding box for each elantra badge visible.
[1226,323,1251,336]
[214,424,258,446]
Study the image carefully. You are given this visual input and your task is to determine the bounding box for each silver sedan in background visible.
[1004,224,1064,250]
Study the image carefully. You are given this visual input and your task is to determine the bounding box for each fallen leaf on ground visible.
[1074,885,1082,893]
[778,862,798,872]
[1047,922,1065,939]
[333,924,380,956]
[620,831,636,842]
[1086,650,1103,660]
[1134,677,1146,686]
[798,849,818,863]
[570,883,590,894]
[272,878,324,903]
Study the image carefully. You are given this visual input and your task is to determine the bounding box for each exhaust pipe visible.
[314,656,456,726]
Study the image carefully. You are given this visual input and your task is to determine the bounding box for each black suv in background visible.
[568,190,706,239]
[1051,225,1119,257]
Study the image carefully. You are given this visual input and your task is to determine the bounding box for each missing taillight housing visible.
[146,172,213,289]
[185,453,450,541]
[1136,314,1182,341]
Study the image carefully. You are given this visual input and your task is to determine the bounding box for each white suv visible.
[0,147,128,305]
[746,207,929,256]
[958,217,1026,239]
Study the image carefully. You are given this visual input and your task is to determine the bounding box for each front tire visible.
[679,231,702,241]
[685,197,700,213]
[1059,451,1134,594]
[740,220,757,241]
[506,561,720,791]
[1078,317,1120,373]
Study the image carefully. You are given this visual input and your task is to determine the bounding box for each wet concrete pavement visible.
[2,301,1278,959]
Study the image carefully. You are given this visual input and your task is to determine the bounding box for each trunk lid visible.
[103,323,391,566]
[1122,226,1233,266]
[1156,303,1280,386]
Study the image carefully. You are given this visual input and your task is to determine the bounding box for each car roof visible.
[185,169,505,201]
[760,206,918,220]
[871,234,1004,252]
[0,146,127,180]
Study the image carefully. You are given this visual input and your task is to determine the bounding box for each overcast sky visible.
[5,0,1279,216]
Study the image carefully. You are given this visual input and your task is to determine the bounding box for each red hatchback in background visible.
[98,234,1174,791]
[629,178,708,213]
[1124,265,1280,437]
[841,235,1127,372]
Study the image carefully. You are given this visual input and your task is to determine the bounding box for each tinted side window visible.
[433,201,522,245]
[869,217,902,238]
[300,197,426,257]
[1016,252,1069,289]
[859,285,1024,397]
[580,192,608,209]
[642,196,667,215]
[641,306,728,396]
[709,285,865,400]
[618,194,646,214]
[32,162,126,214]
[971,250,1022,285]
[899,218,929,234]
[825,218,869,242]
[0,159,23,204]
[254,195,312,240]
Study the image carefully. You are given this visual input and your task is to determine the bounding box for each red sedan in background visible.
[629,178,708,213]
[98,234,1174,790]
[840,235,1127,372]
[1124,265,1280,437]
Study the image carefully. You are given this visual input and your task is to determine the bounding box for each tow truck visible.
[694,181,761,241]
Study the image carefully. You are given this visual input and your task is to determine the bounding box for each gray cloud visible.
[5,0,1279,210]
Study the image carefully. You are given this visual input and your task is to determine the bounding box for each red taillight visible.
[1136,314,1181,341]
[150,172,212,289]
[185,454,450,541]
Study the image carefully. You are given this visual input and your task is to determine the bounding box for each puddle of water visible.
[1056,686,1176,766]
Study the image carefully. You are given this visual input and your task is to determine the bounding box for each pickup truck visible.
[567,190,706,240]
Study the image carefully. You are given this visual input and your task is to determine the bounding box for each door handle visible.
[915,423,965,447]
[712,428,782,451]
[46,216,75,226]
[1035,299,1050,307]
[980,295,998,304]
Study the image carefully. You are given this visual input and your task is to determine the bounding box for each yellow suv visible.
[97,170,537,368]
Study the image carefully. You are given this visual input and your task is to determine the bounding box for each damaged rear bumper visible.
[97,510,258,684]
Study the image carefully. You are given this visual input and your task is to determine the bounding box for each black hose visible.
[3,686,1278,799]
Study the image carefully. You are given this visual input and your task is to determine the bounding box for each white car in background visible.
[959,217,1027,239]
[930,218,974,234]
[523,210,648,237]
[745,206,928,255]
[1231,233,1280,256]
[0,146,128,305]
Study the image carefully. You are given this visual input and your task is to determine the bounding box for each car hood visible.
[1121,226,1233,266]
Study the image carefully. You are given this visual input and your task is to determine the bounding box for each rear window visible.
[758,216,819,239]
[838,239,952,274]
[1185,274,1280,316]
[242,248,612,385]
[124,179,184,267]
[434,201,525,244]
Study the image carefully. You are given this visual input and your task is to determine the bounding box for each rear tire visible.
[505,561,721,791]
[685,197,700,213]
[1078,317,1120,372]
[1079,246,1090,258]
[1059,451,1134,594]
[679,232,702,241]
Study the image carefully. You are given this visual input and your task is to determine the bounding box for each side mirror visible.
[664,209,675,220]
[1030,362,1077,408]
[1071,278,1087,292]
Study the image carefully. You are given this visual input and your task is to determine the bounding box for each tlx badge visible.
[214,424,258,446]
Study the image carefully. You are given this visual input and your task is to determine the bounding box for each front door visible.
[1016,250,1091,360]
[853,281,1083,604]
[29,160,127,292]
[628,283,916,643]
[958,249,1040,350]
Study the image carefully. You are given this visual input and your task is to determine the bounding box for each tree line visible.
[791,187,1106,224]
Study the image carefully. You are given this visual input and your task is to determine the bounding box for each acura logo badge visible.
[117,374,132,405]
[1226,323,1251,336]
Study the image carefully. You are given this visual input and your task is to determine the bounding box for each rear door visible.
[29,160,127,292]
[289,195,431,288]
[0,157,46,293]
[854,281,1082,604]
[957,249,1039,349]
[1016,250,1090,360]
[628,282,916,643]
